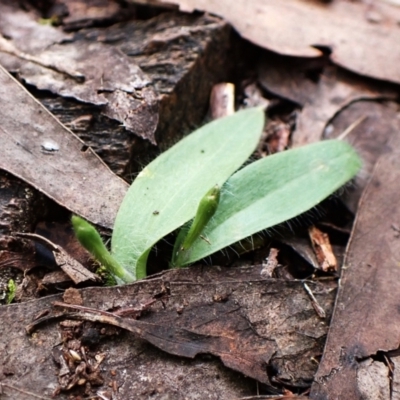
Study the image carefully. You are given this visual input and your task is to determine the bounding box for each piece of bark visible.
[260,248,279,278]
[281,235,345,275]
[40,11,230,177]
[41,270,72,286]
[0,1,158,142]
[308,226,337,273]
[0,171,44,237]
[309,112,400,399]
[154,0,400,85]
[0,170,46,302]
[0,65,128,229]
[79,11,231,174]
[0,265,336,398]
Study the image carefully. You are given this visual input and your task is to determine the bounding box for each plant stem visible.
[71,216,135,283]
[135,248,150,280]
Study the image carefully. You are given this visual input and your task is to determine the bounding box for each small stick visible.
[303,282,326,318]
[336,115,367,141]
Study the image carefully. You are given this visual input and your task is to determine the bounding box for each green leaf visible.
[111,108,265,279]
[174,140,362,266]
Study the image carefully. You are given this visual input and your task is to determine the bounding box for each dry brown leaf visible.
[258,59,397,146]
[154,0,400,84]
[326,100,400,213]
[310,114,400,399]
[0,65,128,229]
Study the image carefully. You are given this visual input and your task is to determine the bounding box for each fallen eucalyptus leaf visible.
[0,65,128,229]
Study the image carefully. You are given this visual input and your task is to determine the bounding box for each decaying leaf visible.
[0,265,336,397]
[324,100,400,213]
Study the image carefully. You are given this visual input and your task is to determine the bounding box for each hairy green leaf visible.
[111,108,265,279]
[174,140,362,266]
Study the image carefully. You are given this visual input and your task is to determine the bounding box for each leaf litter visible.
[1,0,400,398]
[153,0,400,84]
